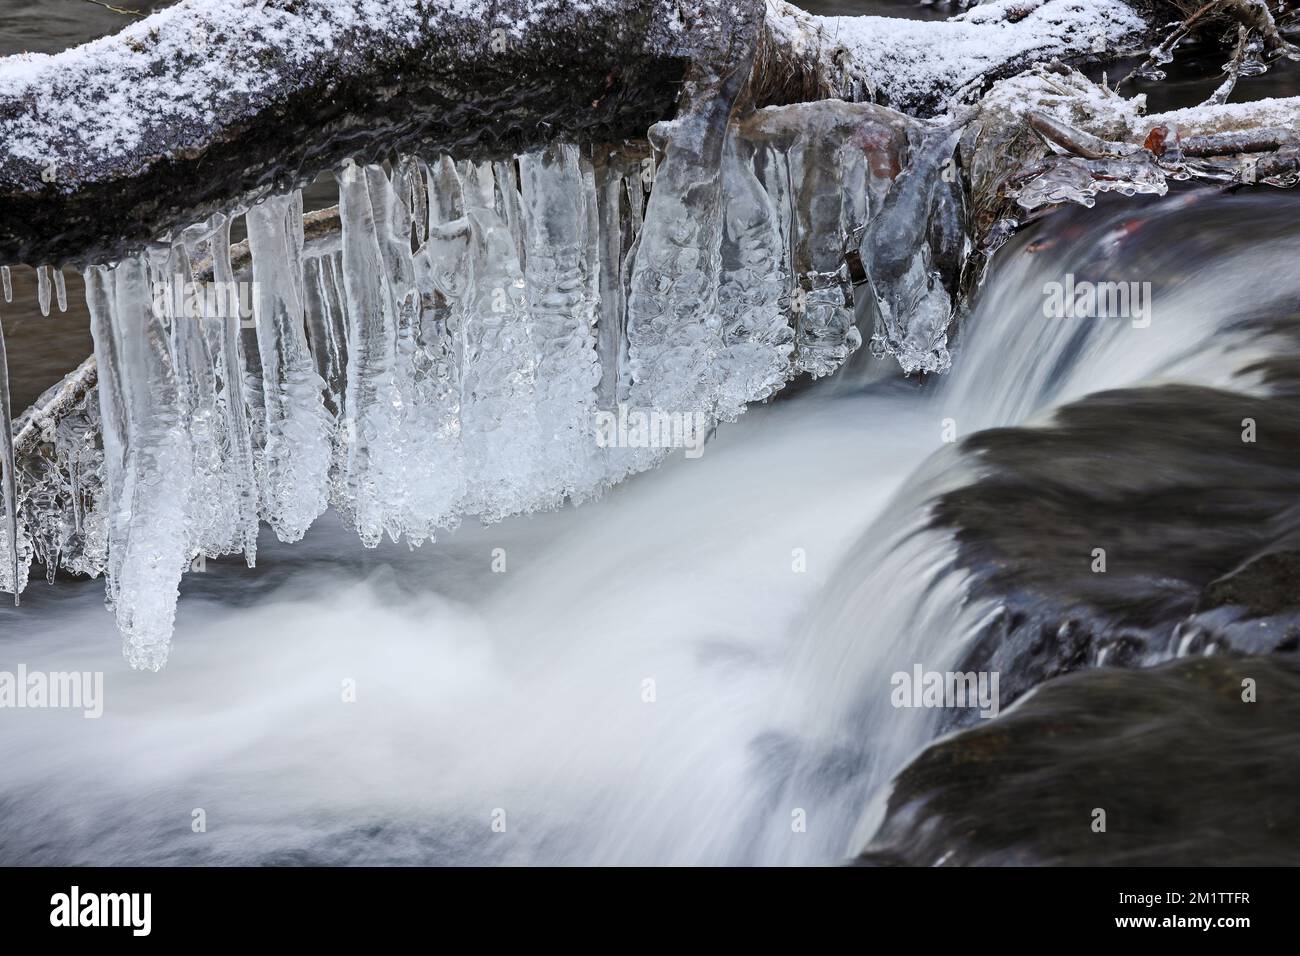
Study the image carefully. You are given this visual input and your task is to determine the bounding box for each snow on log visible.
[774,0,1155,116]
[0,0,759,266]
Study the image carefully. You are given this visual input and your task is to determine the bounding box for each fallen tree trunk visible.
[0,0,754,266]
[786,0,1158,115]
[0,0,1171,267]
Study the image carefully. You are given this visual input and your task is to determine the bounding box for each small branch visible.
[79,0,144,16]
[12,355,97,458]
[1027,111,1137,159]
[1204,23,1251,105]
[1235,0,1299,60]
[1118,0,1228,88]
[1181,125,1296,154]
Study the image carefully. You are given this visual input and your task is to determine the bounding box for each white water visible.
[2,188,1296,864]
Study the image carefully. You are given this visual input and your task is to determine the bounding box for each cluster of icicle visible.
[2,100,963,669]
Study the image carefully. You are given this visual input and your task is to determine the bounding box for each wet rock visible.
[1198,549,1300,617]
[935,367,1300,705]
[858,654,1300,865]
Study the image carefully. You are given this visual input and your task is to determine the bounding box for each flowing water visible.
[2,184,1297,864]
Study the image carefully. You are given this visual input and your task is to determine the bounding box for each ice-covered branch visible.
[965,65,1300,222]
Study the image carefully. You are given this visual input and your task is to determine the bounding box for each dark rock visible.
[1198,549,1300,617]
[858,655,1300,865]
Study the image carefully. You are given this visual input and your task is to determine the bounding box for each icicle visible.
[494,159,528,274]
[2,265,12,303]
[417,159,471,325]
[625,117,727,421]
[624,51,752,426]
[367,163,463,540]
[459,160,545,519]
[85,266,127,609]
[784,130,860,379]
[582,155,603,396]
[210,217,260,566]
[245,194,334,543]
[413,158,471,516]
[54,268,68,312]
[518,142,602,501]
[88,253,193,670]
[302,255,345,417]
[428,155,465,223]
[336,160,408,547]
[36,265,51,316]
[163,240,249,564]
[0,315,21,604]
[288,189,306,310]
[619,162,646,405]
[321,253,351,406]
[232,223,268,471]
[334,159,470,544]
[593,148,644,412]
[715,131,794,418]
[396,157,429,244]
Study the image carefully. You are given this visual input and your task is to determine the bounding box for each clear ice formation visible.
[86,255,194,669]
[860,124,967,375]
[2,98,966,668]
[1013,154,1169,210]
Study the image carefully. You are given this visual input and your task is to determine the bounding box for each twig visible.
[1117,0,1228,89]
[79,0,143,15]
[1027,111,1136,159]
[1205,23,1251,104]
[1181,126,1295,155]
